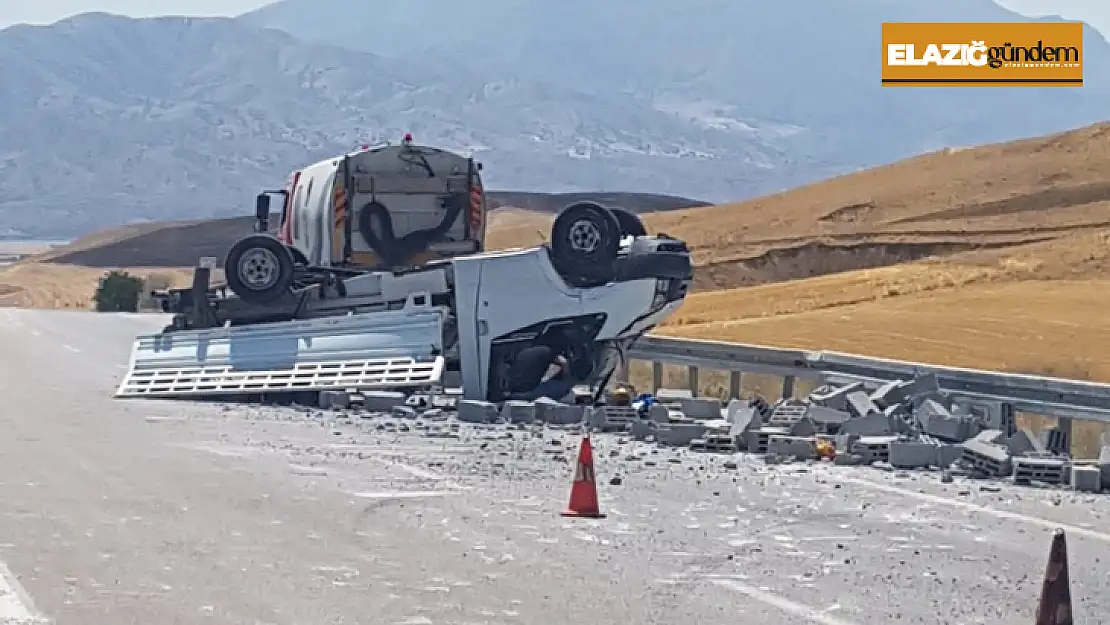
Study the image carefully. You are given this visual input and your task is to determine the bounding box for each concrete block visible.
[656,423,707,447]
[440,370,463,388]
[585,407,608,430]
[935,443,964,468]
[392,405,417,419]
[500,400,536,424]
[630,420,658,441]
[851,435,897,463]
[747,427,789,454]
[533,397,584,425]
[422,408,447,421]
[1099,446,1110,485]
[690,432,738,454]
[679,397,722,421]
[593,405,639,430]
[749,396,774,419]
[726,399,759,434]
[808,382,864,411]
[648,403,671,424]
[1071,465,1102,493]
[870,380,906,409]
[767,435,818,460]
[806,405,851,428]
[1005,428,1044,456]
[768,400,808,427]
[834,433,860,453]
[457,399,499,424]
[960,436,1012,477]
[833,453,865,466]
[790,418,817,438]
[846,391,880,418]
[973,429,1006,445]
[838,412,891,436]
[883,402,909,419]
[1012,457,1067,485]
[655,388,693,403]
[405,394,430,409]
[360,390,407,413]
[1041,426,1071,456]
[918,399,977,442]
[318,390,350,410]
[887,412,916,435]
[889,440,937,469]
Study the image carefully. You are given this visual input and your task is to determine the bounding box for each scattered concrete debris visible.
[304,374,1098,494]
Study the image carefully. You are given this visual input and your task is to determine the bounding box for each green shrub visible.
[93,270,144,312]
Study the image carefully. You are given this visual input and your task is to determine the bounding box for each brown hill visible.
[493,122,1110,290]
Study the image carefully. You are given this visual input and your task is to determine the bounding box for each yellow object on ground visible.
[816,439,836,460]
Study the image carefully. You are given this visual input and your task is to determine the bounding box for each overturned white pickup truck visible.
[117,201,692,403]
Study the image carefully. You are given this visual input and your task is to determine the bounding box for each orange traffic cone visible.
[1034,529,1073,625]
[561,436,605,518]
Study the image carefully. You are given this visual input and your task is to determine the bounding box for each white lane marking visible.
[348,490,459,500]
[61,345,79,353]
[835,475,1110,543]
[28,330,39,337]
[0,559,47,623]
[710,579,859,625]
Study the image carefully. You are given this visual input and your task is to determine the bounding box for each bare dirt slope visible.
[494,122,1110,290]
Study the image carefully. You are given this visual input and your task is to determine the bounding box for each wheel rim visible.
[237,247,281,291]
[568,219,602,254]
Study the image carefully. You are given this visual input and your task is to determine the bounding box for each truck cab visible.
[257,134,486,271]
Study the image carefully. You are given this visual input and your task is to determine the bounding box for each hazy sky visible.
[1,0,1108,34]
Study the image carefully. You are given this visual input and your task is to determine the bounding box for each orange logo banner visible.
[881,22,1084,87]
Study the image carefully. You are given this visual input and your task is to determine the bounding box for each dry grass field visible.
[4,121,1110,453]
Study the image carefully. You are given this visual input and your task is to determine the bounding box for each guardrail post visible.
[688,366,699,397]
[651,362,662,393]
[729,371,742,399]
[781,375,796,399]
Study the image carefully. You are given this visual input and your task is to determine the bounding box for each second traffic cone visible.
[1034,529,1073,625]
[561,436,605,518]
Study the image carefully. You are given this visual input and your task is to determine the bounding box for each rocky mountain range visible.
[0,1,1108,239]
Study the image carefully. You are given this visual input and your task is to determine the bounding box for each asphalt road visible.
[1,307,1109,624]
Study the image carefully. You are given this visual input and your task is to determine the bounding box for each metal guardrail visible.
[627,335,1110,424]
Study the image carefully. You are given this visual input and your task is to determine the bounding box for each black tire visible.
[610,207,647,238]
[288,246,310,267]
[224,234,295,304]
[550,201,620,284]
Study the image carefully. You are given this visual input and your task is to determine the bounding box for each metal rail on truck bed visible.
[119,265,448,399]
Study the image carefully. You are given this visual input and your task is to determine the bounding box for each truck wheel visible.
[224,234,295,304]
[550,201,620,284]
[610,207,647,238]
[288,246,310,267]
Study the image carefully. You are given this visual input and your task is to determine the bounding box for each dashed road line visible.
[835,475,1110,543]
[709,578,859,625]
[0,559,48,623]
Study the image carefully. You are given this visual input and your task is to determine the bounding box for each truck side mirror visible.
[255,193,270,232]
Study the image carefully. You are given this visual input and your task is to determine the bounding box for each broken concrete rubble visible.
[533,397,584,426]
[457,399,499,424]
[308,370,1090,496]
[846,391,880,418]
[1071,464,1101,492]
